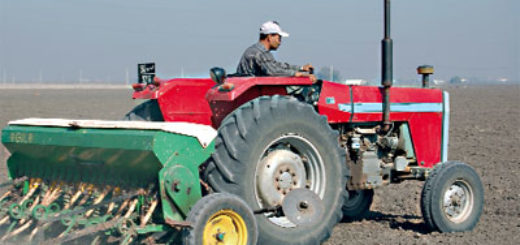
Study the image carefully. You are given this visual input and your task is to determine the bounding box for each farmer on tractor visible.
[236,20,317,82]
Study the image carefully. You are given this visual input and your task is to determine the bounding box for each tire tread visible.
[421,161,484,232]
[204,96,348,245]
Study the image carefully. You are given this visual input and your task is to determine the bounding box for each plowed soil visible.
[0,85,518,244]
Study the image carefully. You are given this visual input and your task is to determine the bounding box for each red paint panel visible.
[317,81,351,123]
[408,112,443,167]
[352,112,418,122]
[209,86,287,128]
[156,78,215,125]
[207,77,313,101]
[349,86,444,167]
[350,86,443,122]
[132,84,160,99]
[351,86,443,103]
[351,86,382,103]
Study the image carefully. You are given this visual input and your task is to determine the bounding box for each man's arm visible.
[294,71,317,83]
[255,51,317,82]
[256,51,298,76]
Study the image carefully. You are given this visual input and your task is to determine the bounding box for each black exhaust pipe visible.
[381,0,393,131]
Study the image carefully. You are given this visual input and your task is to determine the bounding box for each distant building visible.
[433,79,446,85]
[449,76,468,84]
[341,79,368,85]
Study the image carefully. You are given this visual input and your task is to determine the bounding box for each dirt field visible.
[0,85,519,244]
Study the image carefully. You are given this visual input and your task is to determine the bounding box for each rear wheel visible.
[204,96,347,245]
[421,161,484,232]
[342,189,374,220]
[182,193,258,245]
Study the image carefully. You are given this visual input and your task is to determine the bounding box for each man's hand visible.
[308,74,317,83]
[295,72,318,83]
[301,64,314,72]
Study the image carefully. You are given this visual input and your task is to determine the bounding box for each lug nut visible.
[299,201,309,210]
[216,232,225,241]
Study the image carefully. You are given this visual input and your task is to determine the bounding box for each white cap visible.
[260,21,289,37]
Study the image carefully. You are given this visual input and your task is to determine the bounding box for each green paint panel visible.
[1,125,214,189]
[163,165,201,215]
[2,124,216,224]
[399,123,415,159]
[136,224,169,234]
[158,165,202,221]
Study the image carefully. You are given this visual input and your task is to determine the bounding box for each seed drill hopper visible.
[0,119,257,244]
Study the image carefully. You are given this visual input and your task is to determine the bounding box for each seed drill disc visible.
[282,188,324,226]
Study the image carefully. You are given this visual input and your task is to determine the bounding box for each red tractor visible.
[126,2,483,244]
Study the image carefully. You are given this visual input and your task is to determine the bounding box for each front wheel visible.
[342,189,374,220]
[182,193,258,245]
[420,161,484,232]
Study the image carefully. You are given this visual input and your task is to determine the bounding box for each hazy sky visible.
[0,0,518,83]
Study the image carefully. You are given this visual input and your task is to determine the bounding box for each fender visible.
[132,78,216,125]
[205,76,314,128]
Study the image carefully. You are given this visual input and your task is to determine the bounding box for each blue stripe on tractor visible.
[338,102,443,113]
[441,91,450,162]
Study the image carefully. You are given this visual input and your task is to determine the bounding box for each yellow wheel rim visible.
[202,209,248,245]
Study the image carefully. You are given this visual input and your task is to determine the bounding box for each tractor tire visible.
[420,161,484,232]
[123,100,164,121]
[182,193,258,245]
[204,95,347,245]
[342,189,374,220]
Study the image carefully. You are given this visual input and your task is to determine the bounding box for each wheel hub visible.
[203,210,248,245]
[257,150,306,206]
[277,171,294,190]
[443,181,473,223]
